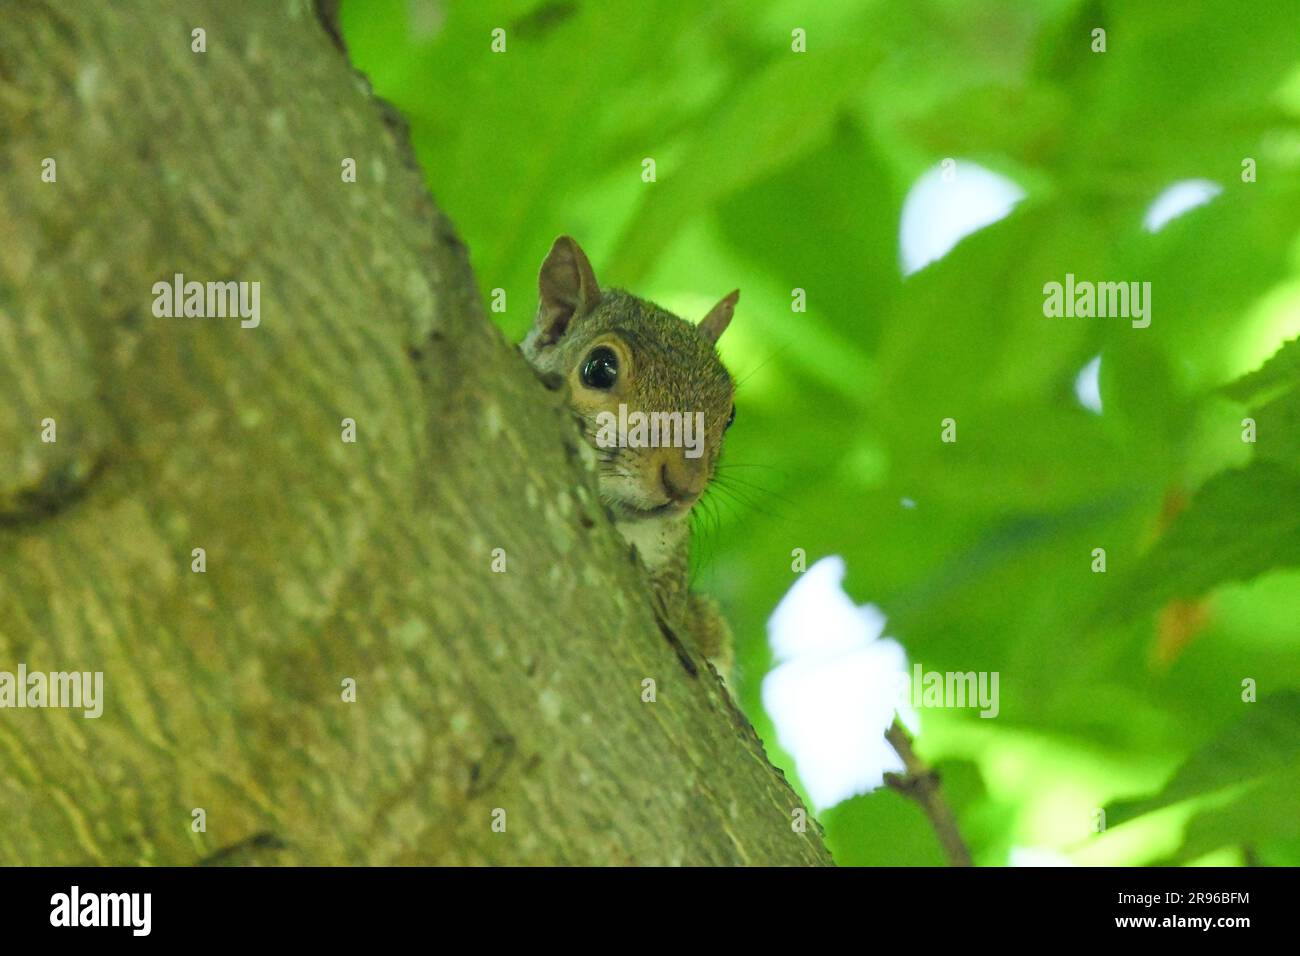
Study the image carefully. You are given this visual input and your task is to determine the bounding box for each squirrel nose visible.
[660,454,705,504]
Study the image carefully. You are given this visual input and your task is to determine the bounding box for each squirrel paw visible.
[687,592,734,688]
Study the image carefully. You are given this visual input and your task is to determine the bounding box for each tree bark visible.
[0,0,830,866]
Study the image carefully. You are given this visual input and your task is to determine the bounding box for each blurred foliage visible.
[342,0,1300,866]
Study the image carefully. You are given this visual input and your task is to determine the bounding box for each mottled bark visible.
[0,0,829,865]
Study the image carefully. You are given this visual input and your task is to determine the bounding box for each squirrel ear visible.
[535,236,601,346]
[698,289,739,345]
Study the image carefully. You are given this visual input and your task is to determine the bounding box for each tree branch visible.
[884,721,973,866]
[0,0,829,866]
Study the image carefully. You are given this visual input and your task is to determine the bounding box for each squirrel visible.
[521,236,739,683]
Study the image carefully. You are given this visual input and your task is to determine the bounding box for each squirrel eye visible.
[580,346,619,390]
[725,405,736,430]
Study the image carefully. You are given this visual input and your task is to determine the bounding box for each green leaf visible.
[1222,335,1300,405]
[1248,390,1300,472]
[1159,766,1300,865]
[1222,335,1300,472]
[1107,690,1300,826]
[1108,461,1300,619]
[607,38,882,283]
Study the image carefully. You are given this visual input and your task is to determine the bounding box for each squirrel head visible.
[521,236,737,524]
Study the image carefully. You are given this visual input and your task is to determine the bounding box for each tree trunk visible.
[0,0,830,866]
